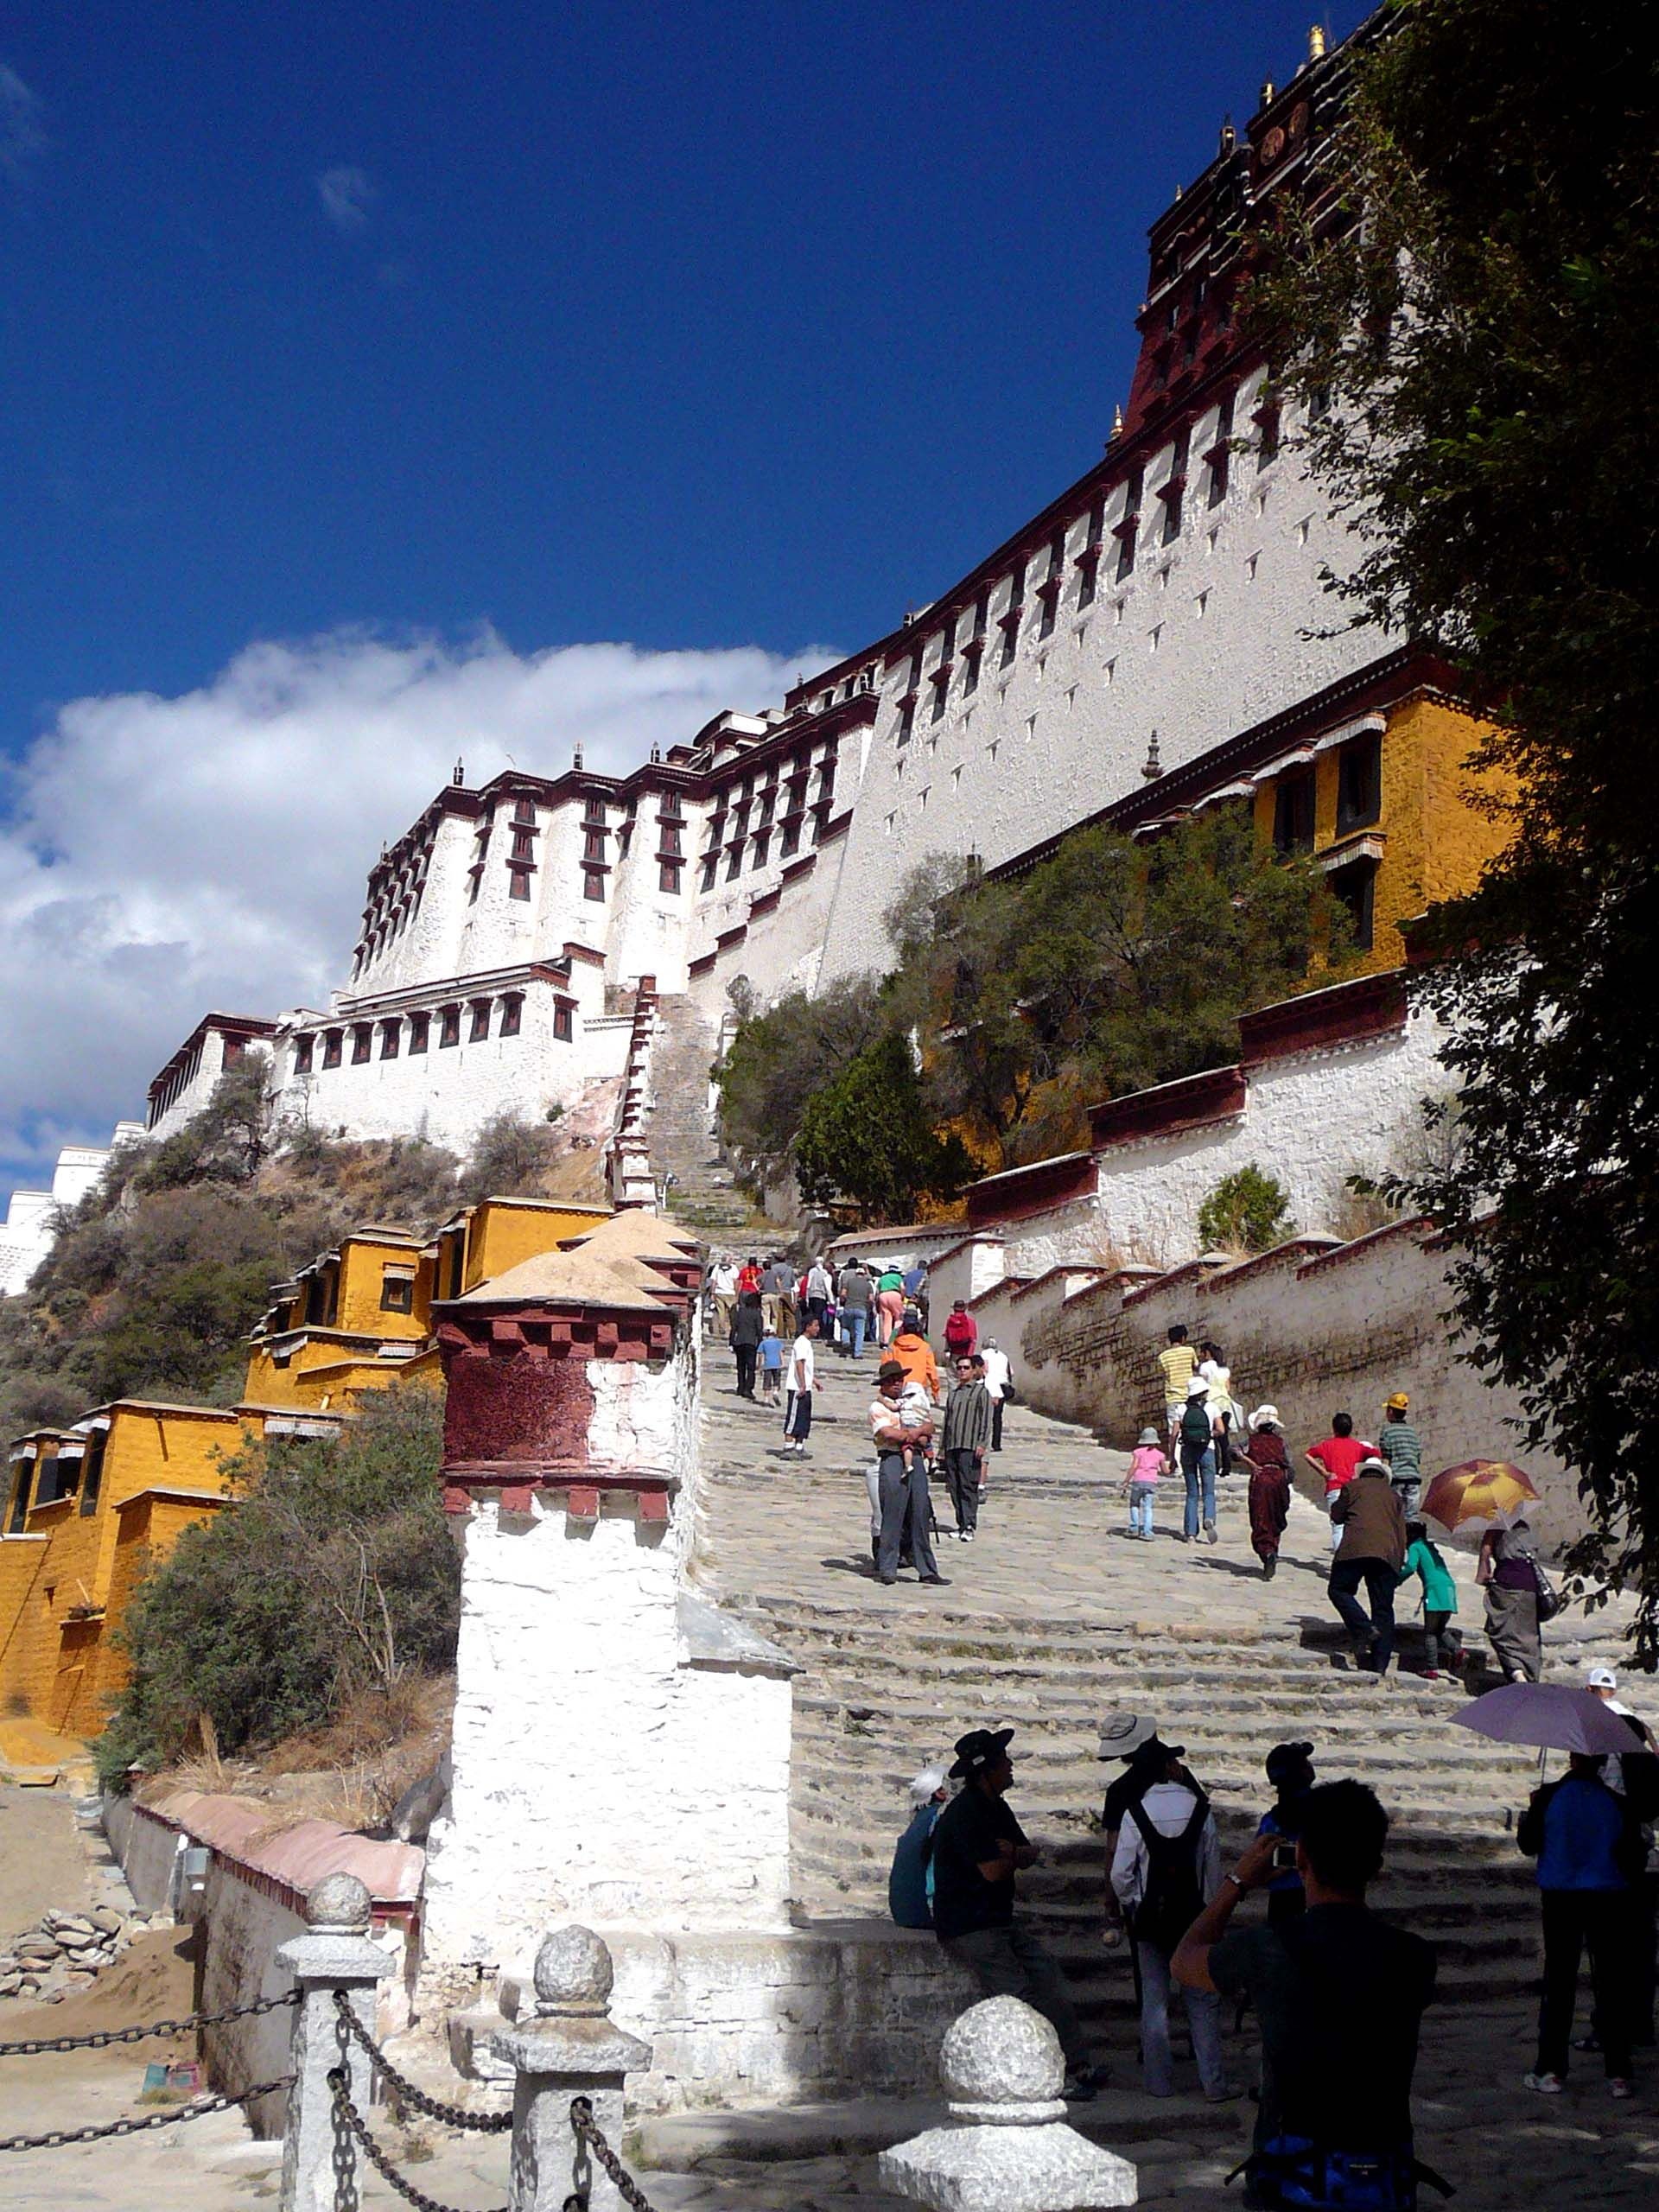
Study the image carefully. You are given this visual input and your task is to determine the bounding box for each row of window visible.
[895,391,1281,743]
[290,990,574,1074]
[1269,733,1382,855]
[5,1431,106,1529]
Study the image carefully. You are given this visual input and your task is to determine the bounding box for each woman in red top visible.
[1239,1406,1293,1580]
[942,1301,978,1360]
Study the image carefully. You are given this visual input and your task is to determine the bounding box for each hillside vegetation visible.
[0,1065,594,1444]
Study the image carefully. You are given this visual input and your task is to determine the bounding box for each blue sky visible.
[0,2,1364,1192]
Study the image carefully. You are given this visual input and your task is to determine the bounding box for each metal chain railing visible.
[331,1992,512,2133]
[0,1987,302,2058]
[569,2094,660,2212]
[328,2064,507,2212]
[0,2075,294,2156]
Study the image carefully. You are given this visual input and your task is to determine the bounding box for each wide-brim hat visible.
[950,1726,1014,1779]
[1136,1427,1160,1447]
[1186,1375,1211,1396]
[877,1360,906,1384]
[1096,1711,1157,1761]
[1357,1455,1389,1474]
[1248,1404,1281,1432]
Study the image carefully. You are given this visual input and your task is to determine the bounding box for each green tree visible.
[794,1033,974,1225]
[887,811,1346,1168]
[1198,1165,1295,1255]
[454,1109,557,1208]
[1251,0,1659,1644]
[715,976,887,1190]
[97,1383,456,1787]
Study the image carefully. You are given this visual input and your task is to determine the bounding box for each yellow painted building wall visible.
[242,1332,421,1410]
[333,1236,433,1338]
[0,1406,240,1737]
[458,1200,611,1294]
[1249,693,1509,975]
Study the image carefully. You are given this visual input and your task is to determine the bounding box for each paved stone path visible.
[661,1323,1659,2209]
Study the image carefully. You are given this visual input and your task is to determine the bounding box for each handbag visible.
[1528,1554,1561,1624]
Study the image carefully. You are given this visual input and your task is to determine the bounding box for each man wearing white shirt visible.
[1110,1744,1238,2101]
[783,1318,821,1456]
[980,1339,1012,1453]
[708,1257,738,1338]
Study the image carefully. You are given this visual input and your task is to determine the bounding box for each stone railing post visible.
[276,1872,396,2212]
[493,1924,652,2212]
[880,1994,1136,2211]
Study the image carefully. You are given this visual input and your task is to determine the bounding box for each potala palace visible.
[4,14,1502,1292]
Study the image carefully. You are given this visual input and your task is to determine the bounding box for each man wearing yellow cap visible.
[1378,1392,1422,1521]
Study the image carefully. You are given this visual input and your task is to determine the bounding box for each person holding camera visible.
[1173,1780,1438,2212]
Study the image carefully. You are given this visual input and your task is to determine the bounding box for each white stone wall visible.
[146,1032,272,1144]
[0,1129,139,1296]
[1084,1006,1446,1267]
[268,975,629,1154]
[422,1335,793,1978]
[816,383,1379,985]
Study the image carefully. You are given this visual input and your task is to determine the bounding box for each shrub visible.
[454,1110,557,1209]
[1197,1165,1294,1255]
[96,1383,457,1789]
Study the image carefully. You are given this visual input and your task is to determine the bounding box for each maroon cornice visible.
[964,1150,1097,1228]
[1088,1065,1248,1150]
[1237,970,1408,1065]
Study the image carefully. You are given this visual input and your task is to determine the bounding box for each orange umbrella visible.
[1421,1459,1541,1535]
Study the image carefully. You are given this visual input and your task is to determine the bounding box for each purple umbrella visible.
[1451,1681,1640,1756]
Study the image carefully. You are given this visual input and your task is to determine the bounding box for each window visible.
[1336,733,1382,833]
[293,1035,315,1076]
[1038,531,1064,638]
[752,830,770,868]
[1329,856,1377,953]
[1116,471,1142,582]
[500,995,523,1037]
[724,847,742,882]
[1273,770,1316,854]
[513,798,537,824]
[78,1432,107,1517]
[509,866,531,900]
[409,1012,429,1053]
[322,1030,343,1069]
[658,823,683,857]
[583,829,606,861]
[380,1270,416,1315]
[779,823,799,858]
[553,1000,574,1042]
[1160,429,1189,544]
[1000,566,1024,666]
[583,796,606,823]
[439,1005,461,1048]
[1207,391,1234,508]
[380,1020,400,1058]
[1255,394,1281,467]
[7,1460,33,1534]
[700,856,717,892]
[583,869,606,901]
[1077,503,1102,609]
[512,829,535,860]
[469,1001,492,1042]
[659,861,682,893]
[350,1026,371,1065]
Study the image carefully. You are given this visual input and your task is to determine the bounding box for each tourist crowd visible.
[888,1689,1657,2204]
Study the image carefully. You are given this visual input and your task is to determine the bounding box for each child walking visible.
[1123,1427,1167,1541]
[759,1328,784,1405]
[1400,1519,1461,1677]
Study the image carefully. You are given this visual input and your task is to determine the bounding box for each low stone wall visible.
[499,1923,976,2115]
[997,1218,1582,1543]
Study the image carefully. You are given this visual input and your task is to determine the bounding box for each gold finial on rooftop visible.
[1309,25,1327,60]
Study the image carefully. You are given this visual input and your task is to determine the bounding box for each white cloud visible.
[0,62,46,182]
[316,163,375,233]
[0,626,834,1187]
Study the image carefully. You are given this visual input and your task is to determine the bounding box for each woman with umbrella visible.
[1459,1684,1646,2097]
[1422,1459,1547,1683]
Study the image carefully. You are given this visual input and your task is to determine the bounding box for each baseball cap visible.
[1386,1392,1409,1413]
[1587,1665,1618,1691]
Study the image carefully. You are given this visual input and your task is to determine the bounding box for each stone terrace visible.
[641,1325,1659,2210]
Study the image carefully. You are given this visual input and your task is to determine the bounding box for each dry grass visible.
[139,1672,454,1836]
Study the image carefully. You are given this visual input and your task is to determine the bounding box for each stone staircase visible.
[690,1352,1641,2074]
[646,994,767,1235]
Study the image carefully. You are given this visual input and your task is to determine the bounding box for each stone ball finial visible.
[307,1872,372,1934]
[941,1996,1065,2124]
[532,1924,613,2015]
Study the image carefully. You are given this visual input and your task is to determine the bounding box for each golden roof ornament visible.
[1308,24,1327,61]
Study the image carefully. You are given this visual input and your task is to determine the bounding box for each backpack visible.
[1180,1398,1214,1448]
[1127,1794,1210,1954]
